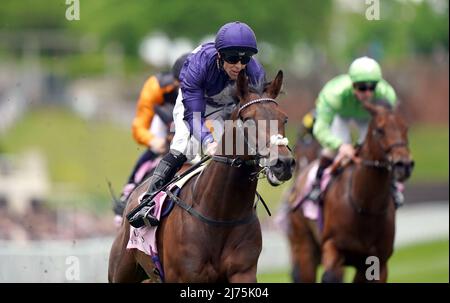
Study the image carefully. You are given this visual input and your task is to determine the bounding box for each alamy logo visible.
[366,0,380,21]
[65,0,80,21]
[65,256,80,281]
[365,256,380,281]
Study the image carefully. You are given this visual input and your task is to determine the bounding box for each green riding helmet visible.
[348,56,382,83]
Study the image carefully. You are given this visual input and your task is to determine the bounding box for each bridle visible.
[212,97,291,174]
[170,97,291,226]
[349,123,410,215]
[357,127,409,171]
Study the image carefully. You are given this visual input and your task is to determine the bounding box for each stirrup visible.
[128,201,159,228]
[308,184,322,202]
[143,206,160,227]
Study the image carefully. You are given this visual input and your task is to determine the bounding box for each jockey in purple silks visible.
[129,21,266,227]
[112,54,189,226]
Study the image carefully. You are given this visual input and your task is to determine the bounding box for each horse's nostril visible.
[279,157,295,169]
[273,157,295,174]
[394,161,404,168]
[394,160,414,171]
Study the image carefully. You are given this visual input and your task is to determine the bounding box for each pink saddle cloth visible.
[126,188,173,258]
[126,162,206,258]
[275,162,332,235]
[292,162,332,220]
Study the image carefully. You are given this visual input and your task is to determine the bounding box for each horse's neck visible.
[351,141,391,209]
[194,161,258,219]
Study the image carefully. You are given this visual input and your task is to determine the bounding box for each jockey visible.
[308,56,404,208]
[129,21,266,227]
[298,109,316,139]
[113,53,189,221]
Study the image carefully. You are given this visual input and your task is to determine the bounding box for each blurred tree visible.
[71,0,333,55]
[0,0,66,29]
[0,0,447,72]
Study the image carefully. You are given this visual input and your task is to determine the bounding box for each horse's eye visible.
[284,118,288,125]
[376,128,385,135]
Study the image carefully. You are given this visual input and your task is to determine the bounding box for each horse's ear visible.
[236,70,249,102]
[265,70,283,99]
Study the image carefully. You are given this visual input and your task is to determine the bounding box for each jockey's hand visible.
[334,143,356,165]
[149,137,167,154]
[205,141,218,156]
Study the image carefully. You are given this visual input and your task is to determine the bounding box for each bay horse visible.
[286,100,414,283]
[109,70,295,282]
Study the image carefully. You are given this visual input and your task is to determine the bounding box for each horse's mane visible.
[226,79,266,99]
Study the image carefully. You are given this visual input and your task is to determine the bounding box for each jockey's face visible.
[354,88,374,103]
[219,54,247,80]
[353,81,377,103]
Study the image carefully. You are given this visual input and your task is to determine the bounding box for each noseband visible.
[359,129,408,171]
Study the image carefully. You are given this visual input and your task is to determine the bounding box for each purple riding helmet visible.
[215,21,258,54]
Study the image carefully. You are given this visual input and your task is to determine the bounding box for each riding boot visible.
[128,150,187,228]
[391,181,405,209]
[308,156,333,203]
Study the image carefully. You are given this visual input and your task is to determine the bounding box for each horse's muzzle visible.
[270,155,295,182]
[393,159,414,182]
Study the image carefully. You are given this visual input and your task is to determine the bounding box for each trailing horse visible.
[286,100,414,283]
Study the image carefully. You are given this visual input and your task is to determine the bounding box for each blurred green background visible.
[0,107,447,211]
[0,0,447,282]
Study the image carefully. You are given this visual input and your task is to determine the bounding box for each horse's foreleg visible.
[290,242,319,283]
[288,211,320,282]
[109,226,147,283]
[228,267,258,283]
[321,240,344,283]
[353,267,367,283]
[379,262,388,282]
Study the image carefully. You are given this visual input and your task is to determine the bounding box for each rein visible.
[166,190,258,227]
[347,139,408,215]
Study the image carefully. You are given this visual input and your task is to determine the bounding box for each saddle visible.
[289,158,349,226]
[126,163,208,282]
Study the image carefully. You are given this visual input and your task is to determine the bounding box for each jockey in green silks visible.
[308,56,404,208]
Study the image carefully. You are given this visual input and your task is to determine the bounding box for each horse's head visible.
[230,70,295,185]
[362,100,414,182]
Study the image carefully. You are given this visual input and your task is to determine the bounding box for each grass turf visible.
[257,238,449,283]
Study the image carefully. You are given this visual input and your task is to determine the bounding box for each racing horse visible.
[109,70,295,282]
[286,100,414,283]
